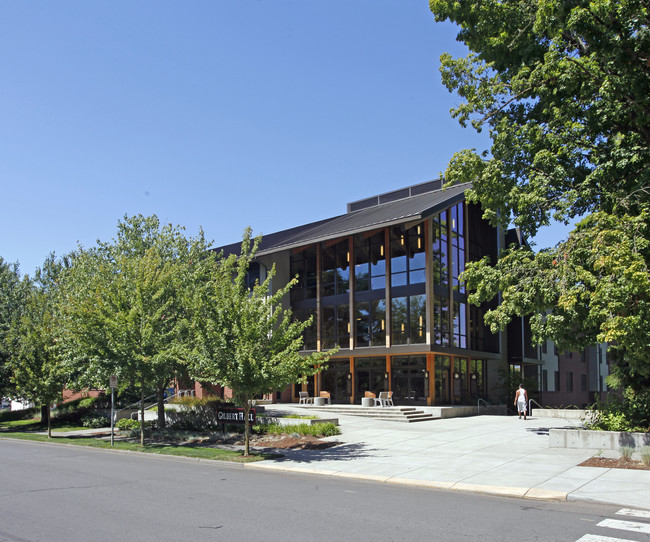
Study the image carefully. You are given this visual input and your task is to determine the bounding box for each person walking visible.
[514,383,528,420]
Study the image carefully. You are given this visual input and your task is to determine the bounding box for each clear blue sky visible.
[1,1,568,277]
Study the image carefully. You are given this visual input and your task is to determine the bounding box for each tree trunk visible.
[243,400,251,457]
[42,404,51,438]
[140,381,145,447]
[156,384,166,430]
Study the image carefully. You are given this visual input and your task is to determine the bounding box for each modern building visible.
[211,179,518,406]
[210,179,606,408]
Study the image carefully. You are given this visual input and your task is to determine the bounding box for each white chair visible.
[298,391,312,405]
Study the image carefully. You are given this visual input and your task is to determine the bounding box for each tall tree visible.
[7,256,66,437]
[190,229,336,456]
[0,258,25,397]
[429,1,650,393]
[62,215,211,444]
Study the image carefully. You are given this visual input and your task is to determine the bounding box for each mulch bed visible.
[579,457,650,471]
[237,434,339,450]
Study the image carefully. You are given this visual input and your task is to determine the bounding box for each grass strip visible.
[0,431,269,463]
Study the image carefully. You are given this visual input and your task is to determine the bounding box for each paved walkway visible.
[250,405,650,510]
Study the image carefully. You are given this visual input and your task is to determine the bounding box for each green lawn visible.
[0,424,270,462]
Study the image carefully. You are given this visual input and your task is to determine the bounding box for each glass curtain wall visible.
[432,212,450,346]
[290,246,318,351]
[451,204,468,348]
[354,232,386,347]
[433,203,468,348]
[321,239,350,348]
[390,224,426,345]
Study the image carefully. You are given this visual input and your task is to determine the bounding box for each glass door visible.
[434,355,451,405]
[321,358,350,404]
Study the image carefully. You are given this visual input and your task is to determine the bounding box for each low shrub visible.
[254,422,340,438]
[641,447,650,467]
[619,446,634,460]
[81,415,110,429]
[116,418,156,431]
[0,407,39,422]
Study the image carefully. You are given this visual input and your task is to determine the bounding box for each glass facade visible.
[282,200,499,405]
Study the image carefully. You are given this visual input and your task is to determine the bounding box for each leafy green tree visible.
[190,229,336,456]
[429,1,650,396]
[7,256,66,437]
[61,215,211,444]
[0,258,25,397]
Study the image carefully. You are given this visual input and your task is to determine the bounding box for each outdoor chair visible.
[319,391,331,405]
[298,391,312,405]
[375,391,394,407]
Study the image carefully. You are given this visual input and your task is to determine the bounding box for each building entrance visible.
[391,355,427,405]
[354,356,387,400]
[321,358,350,404]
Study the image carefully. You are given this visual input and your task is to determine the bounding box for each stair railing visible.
[477,398,490,414]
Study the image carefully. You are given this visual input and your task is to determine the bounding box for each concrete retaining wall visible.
[260,417,339,427]
[550,428,650,451]
[532,409,587,420]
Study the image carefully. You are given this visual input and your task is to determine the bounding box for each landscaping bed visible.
[579,457,650,471]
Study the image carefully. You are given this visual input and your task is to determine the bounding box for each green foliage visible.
[620,446,634,460]
[0,407,39,422]
[116,418,156,431]
[61,214,215,441]
[430,1,650,395]
[0,257,26,397]
[6,255,68,436]
[585,388,650,432]
[190,228,338,455]
[254,422,340,438]
[641,447,650,466]
[169,395,222,409]
[81,415,110,428]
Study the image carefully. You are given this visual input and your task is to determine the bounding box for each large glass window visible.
[391,294,426,345]
[290,246,317,303]
[433,294,450,346]
[322,304,350,349]
[293,308,317,351]
[321,240,350,297]
[390,225,426,288]
[354,299,386,347]
[451,203,465,293]
[354,232,386,292]
[432,212,448,287]
[453,301,467,348]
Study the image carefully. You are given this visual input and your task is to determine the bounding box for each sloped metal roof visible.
[217,182,471,257]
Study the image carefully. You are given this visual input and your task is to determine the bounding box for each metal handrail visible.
[125,389,196,421]
[528,398,543,414]
[477,398,490,413]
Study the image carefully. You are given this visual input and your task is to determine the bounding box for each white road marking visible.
[616,508,650,519]
[576,535,636,542]
[597,518,650,534]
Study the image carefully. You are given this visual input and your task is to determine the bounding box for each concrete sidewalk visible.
[251,405,650,510]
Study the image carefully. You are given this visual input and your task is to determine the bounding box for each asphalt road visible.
[0,439,647,542]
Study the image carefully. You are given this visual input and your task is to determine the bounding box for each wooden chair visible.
[319,391,331,405]
[298,391,312,405]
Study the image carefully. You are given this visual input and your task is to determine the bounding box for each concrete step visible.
[295,405,439,423]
